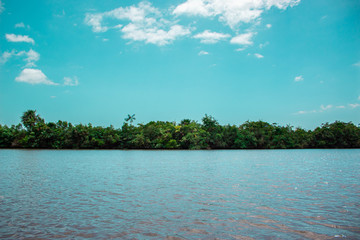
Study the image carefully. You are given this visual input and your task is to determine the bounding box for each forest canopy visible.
[0,110,359,149]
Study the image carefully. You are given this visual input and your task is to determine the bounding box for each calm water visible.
[0,150,359,240]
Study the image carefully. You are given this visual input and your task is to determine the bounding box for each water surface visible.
[0,149,359,239]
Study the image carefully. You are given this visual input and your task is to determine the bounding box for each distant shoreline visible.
[1,148,359,150]
[1,110,359,149]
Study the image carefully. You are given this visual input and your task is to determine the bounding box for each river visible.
[0,149,359,239]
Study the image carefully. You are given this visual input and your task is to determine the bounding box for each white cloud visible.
[358,95,360,101]
[320,104,333,111]
[198,50,209,56]
[230,32,255,45]
[254,53,264,58]
[235,47,246,52]
[266,24,272,28]
[113,24,123,29]
[23,49,40,67]
[294,110,316,115]
[85,2,191,46]
[63,76,79,86]
[193,30,230,44]
[173,0,300,29]
[294,75,303,82]
[349,103,360,109]
[0,50,15,63]
[353,61,360,67]
[0,49,40,67]
[295,102,360,115]
[121,23,190,46]
[259,41,269,48]
[5,34,35,44]
[15,22,25,28]
[107,1,160,22]
[85,14,108,32]
[15,68,57,85]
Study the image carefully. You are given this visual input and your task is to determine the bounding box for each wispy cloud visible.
[230,32,255,45]
[85,14,108,32]
[259,42,269,49]
[15,68,58,85]
[349,103,360,109]
[294,75,304,82]
[173,0,300,29]
[84,1,301,48]
[353,61,360,67]
[254,53,264,59]
[15,22,30,29]
[193,30,230,44]
[5,34,35,44]
[320,104,332,111]
[198,50,209,56]
[63,76,79,86]
[295,101,360,115]
[23,49,40,67]
[235,48,246,52]
[121,23,190,46]
[85,2,191,46]
[15,22,24,28]
[294,110,316,115]
[0,49,40,67]
[0,50,14,64]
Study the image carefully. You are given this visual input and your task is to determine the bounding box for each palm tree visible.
[21,110,43,132]
[125,114,136,124]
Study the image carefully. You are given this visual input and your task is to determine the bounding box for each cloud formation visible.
[294,75,303,82]
[121,23,190,46]
[15,68,57,85]
[254,53,264,58]
[349,103,360,109]
[198,50,209,56]
[63,76,79,86]
[15,22,25,28]
[5,34,35,44]
[230,32,255,45]
[193,30,230,44]
[84,1,301,47]
[320,104,332,111]
[295,101,360,115]
[173,0,300,29]
[85,2,191,46]
[0,49,40,67]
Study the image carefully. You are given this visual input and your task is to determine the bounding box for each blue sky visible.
[0,0,359,129]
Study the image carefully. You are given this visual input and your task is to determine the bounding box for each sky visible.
[0,0,359,130]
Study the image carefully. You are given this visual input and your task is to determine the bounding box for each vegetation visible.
[0,110,359,149]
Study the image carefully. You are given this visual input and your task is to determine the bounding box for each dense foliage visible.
[1,110,359,149]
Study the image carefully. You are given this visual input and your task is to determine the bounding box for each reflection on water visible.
[0,149,359,239]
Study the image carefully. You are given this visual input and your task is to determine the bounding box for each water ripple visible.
[0,149,359,239]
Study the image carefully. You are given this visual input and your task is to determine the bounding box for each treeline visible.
[0,110,359,149]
